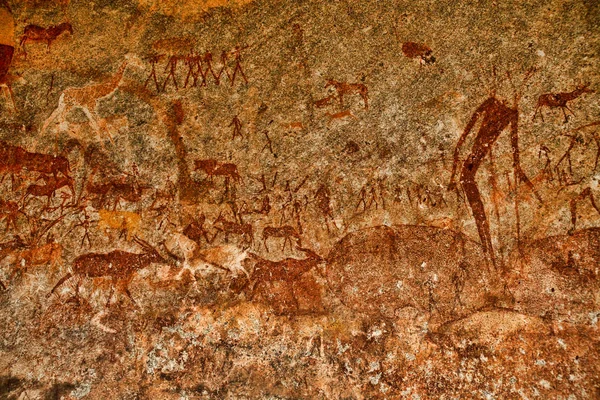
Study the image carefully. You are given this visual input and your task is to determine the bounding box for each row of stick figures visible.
[144,46,248,92]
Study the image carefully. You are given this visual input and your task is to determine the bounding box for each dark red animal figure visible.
[86,178,150,210]
[262,225,301,252]
[0,141,71,180]
[194,159,241,183]
[213,212,253,246]
[215,163,241,182]
[85,181,112,208]
[401,42,435,65]
[23,175,74,208]
[183,214,212,245]
[533,84,595,123]
[109,181,150,210]
[49,237,167,305]
[314,94,335,109]
[325,79,369,109]
[193,159,218,179]
[20,22,73,56]
[246,246,323,308]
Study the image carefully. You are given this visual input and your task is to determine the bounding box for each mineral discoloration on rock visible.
[1,0,599,398]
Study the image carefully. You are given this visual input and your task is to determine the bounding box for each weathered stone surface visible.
[0,0,599,398]
[326,225,496,323]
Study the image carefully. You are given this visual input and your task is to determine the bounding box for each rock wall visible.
[0,0,599,398]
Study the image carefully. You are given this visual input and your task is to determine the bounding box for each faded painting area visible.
[0,0,599,398]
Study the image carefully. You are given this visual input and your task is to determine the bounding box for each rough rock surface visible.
[0,0,599,398]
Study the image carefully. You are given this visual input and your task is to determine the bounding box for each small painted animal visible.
[401,42,435,65]
[108,181,151,210]
[533,84,595,123]
[193,159,218,180]
[85,179,150,210]
[9,241,62,280]
[262,225,301,252]
[326,109,357,123]
[23,175,74,208]
[183,214,212,244]
[20,22,73,56]
[213,212,253,246]
[325,79,369,109]
[214,163,241,182]
[313,95,335,109]
[246,246,323,305]
[97,209,141,240]
[194,159,241,183]
[0,141,71,179]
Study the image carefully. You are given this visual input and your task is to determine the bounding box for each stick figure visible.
[262,130,275,155]
[203,51,219,85]
[315,184,335,232]
[230,115,243,140]
[218,50,232,84]
[230,45,248,86]
[538,145,552,177]
[449,68,540,268]
[144,54,163,92]
[367,186,378,210]
[355,186,367,212]
[162,55,179,92]
[70,208,94,249]
[183,51,202,88]
[258,194,271,215]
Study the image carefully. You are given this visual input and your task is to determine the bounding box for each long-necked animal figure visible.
[41,55,140,141]
[20,22,73,56]
[49,237,167,305]
[533,84,595,123]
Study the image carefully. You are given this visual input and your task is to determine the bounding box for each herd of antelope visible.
[0,133,333,321]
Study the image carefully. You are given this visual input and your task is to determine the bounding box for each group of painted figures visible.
[0,0,599,323]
